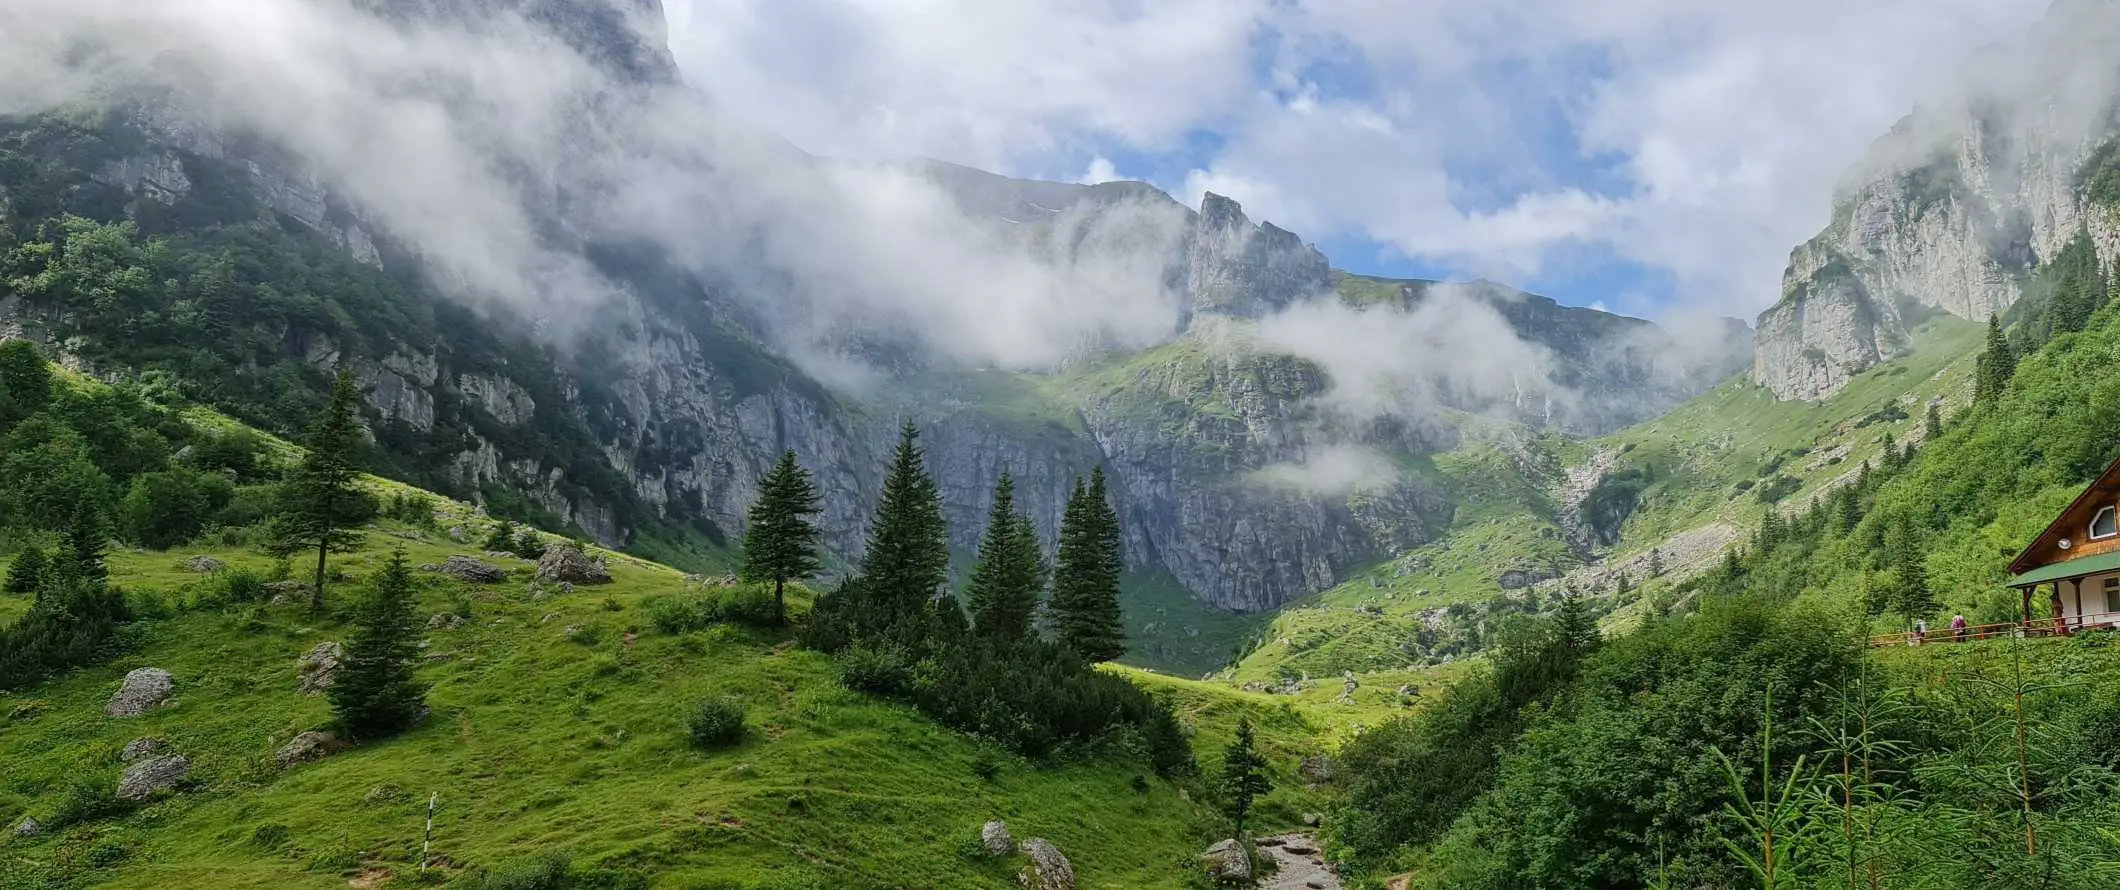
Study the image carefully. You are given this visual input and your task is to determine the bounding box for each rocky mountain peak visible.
[360,0,678,84]
[1184,192,1331,320]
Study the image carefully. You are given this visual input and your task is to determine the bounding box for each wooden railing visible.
[1867,611,2120,648]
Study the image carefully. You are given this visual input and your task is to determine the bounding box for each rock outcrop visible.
[117,754,190,801]
[1200,839,1252,884]
[535,543,611,585]
[1017,838,1075,890]
[12,817,39,838]
[275,731,338,769]
[121,737,167,763]
[980,820,1013,857]
[105,668,174,717]
[296,643,344,696]
[182,555,225,573]
[436,555,507,583]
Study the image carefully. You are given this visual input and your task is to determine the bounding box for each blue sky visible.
[664,0,2050,322]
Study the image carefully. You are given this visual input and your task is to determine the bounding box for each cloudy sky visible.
[663,0,2050,320]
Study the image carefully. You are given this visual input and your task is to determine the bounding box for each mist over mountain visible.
[0,0,1751,613]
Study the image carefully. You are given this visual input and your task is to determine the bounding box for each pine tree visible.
[1885,516,1934,619]
[966,472,1044,639]
[1722,546,1744,581]
[0,340,53,428]
[1614,573,1632,600]
[65,502,109,591]
[1836,485,1861,532]
[1220,716,1272,841]
[1554,589,1600,656]
[1053,469,1126,662]
[329,549,427,739]
[1647,547,1664,578]
[856,423,950,630]
[266,372,376,611]
[1756,509,1784,553]
[1975,314,2015,404]
[5,545,47,595]
[481,520,519,553]
[742,450,824,625]
[1924,402,1943,441]
[1879,433,1899,470]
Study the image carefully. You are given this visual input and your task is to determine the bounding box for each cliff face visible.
[0,0,1750,614]
[1753,1,2120,400]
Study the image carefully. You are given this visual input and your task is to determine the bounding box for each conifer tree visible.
[1835,485,1862,532]
[5,546,47,594]
[1554,589,1600,656]
[1924,402,1943,441]
[481,519,519,554]
[0,340,53,428]
[857,423,950,630]
[742,450,824,625]
[330,549,427,739]
[1885,516,1934,619]
[1614,573,1631,600]
[64,502,108,591]
[1220,716,1272,841]
[966,472,1043,639]
[1975,314,2015,404]
[1756,509,1784,553]
[1053,469,1126,662]
[267,372,376,611]
[1647,547,1664,578]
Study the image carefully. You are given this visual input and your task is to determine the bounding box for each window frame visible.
[2092,505,2120,541]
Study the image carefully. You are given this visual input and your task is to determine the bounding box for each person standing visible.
[1950,613,1968,642]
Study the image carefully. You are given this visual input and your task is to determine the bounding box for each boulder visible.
[183,555,226,574]
[105,668,174,717]
[13,817,39,838]
[1200,839,1251,884]
[116,754,190,801]
[535,543,611,585]
[275,731,338,769]
[427,613,465,630]
[263,580,312,605]
[980,820,1012,856]
[1298,754,1336,784]
[296,642,344,695]
[436,556,506,584]
[1017,838,1075,890]
[120,737,167,762]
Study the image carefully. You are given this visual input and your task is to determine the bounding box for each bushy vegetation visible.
[685,696,748,749]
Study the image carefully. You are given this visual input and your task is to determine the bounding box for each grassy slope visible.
[2,492,1332,890]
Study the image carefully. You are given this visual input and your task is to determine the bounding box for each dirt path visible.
[1256,833,1341,890]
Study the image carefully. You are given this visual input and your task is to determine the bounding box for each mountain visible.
[1753,0,2120,400]
[0,0,1753,638]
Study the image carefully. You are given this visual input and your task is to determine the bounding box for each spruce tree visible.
[741,450,824,625]
[1647,547,1664,578]
[1885,516,1934,619]
[1756,509,1784,553]
[966,472,1044,639]
[330,549,427,739]
[1053,469,1126,662]
[856,423,950,630]
[1835,485,1861,532]
[1924,402,1943,441]
[5,546,47,594]
[267,372,376,611]
[1614,573,1631,600]
[0,340,53,429]
[1554,589,1600,656]
[1975,314,2015,404]
[1219,716,1272,841]
[481,520,519,553]
[65,502,109,591]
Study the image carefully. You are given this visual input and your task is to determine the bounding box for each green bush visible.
[46,776,127,828]
[642,586,780,634]
[686,696,747,749]
[837,645,912,695]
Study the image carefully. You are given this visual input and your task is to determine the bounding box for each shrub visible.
[837,646,912,695]
[221,568,265,604]
[686,696,747,749]
[643,586,781,634]
[47,776,127,828]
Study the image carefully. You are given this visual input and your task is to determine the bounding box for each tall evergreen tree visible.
[1975,314,2015,404]
[857,423,950,629]
[330,550,426,739]
[64,502,109,591]
[266,371,376,611]
[1885,516,1934,619]
[742,450,824,625]
[1756,509,1784,553]
[1835,485,1861,532]
[0,340,53,429]
[1924,402,1943,441]
[1554,589,1600,656]
[966,472,1044,639]
[1220,716,1272,841]
[4,546,46,594]
[1053,469,1126,662]
[1647,547,1664,578]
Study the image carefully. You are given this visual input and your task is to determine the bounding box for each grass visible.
[3,512,1334,890]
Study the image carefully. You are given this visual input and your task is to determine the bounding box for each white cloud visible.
[666,0,2053,316]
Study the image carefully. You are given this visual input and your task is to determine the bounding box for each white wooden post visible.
[420,792,438,872]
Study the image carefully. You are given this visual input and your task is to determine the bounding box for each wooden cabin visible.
[2006,454,2120,634]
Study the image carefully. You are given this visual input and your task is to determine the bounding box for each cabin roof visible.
[2007,451,2120,580]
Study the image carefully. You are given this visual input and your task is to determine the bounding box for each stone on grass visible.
[105,668,174,717]
[980,820,1012,856]
[120,737,166,762]
[535,543,611,585]
[1297,754,1336,783]
[1017,838,1075,890]
[275,731,337,769]
[427,613,465,630]
[116,754,190,801]
[296,642,344,695]
[13,817,39,838]
[1200,839,1251,884]
[436,555,506,583]
[183,555,226,574]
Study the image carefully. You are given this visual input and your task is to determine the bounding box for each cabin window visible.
[2104,577,2120,618]
[2093,506,2119,541]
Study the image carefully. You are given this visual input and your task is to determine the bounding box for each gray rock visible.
[296,642,344,696]
[1298,755,1336,784]
[116,754,190,801]
[535,543,611,585]
[263,580,312,603]
[436,555,506,583]
[275,731,337,769]
[427,612,465,630]
[980,820,1013,856]
[120,737,166,762]
[1017,838,1075,890]
[1200,839,1251,884]
[105,668,174,717]
[183,555,226,574]
[13,817,39,838]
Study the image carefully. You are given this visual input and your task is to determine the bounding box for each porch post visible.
[2021,586,2032,633]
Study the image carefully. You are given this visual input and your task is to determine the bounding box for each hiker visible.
[1951,613,1968,642]
[1911,617,1927,646]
